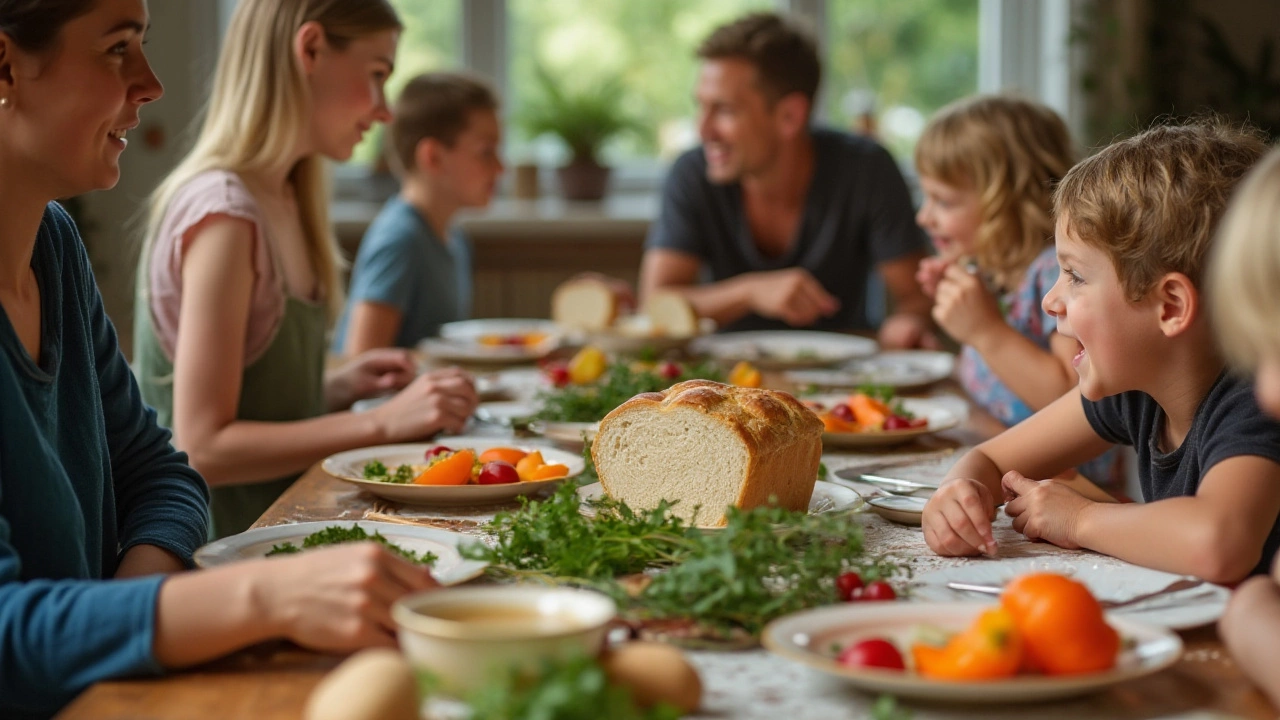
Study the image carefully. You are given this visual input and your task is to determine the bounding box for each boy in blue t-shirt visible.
[921,121,1280,585]
[335,73,503,354]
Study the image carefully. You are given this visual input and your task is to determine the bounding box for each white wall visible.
[80,1,220,355]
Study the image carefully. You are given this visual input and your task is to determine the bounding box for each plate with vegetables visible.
[321,438,585,507]
[804,388,960,449]
[419,319,561,363]
[194,520,488,586]
[763,581,1182,702]
[785,350,957,391]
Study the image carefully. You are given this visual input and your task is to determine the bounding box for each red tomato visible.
[883,415,913,430]
[909,417,928,428]
[425,445,453,461]
[545,364,571,388]
[831,403,856,423]
[658,361,683,380]
[836,571,864,601]
[838,638,905,670]
[860,580,897,601]
[477,461,520,485]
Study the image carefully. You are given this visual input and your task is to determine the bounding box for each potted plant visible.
[520,66,642,201]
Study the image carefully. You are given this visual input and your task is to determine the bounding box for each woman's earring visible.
[0,97,9,109]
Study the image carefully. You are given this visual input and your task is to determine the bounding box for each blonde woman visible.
[0,1,435,715]
[135,0,478,538]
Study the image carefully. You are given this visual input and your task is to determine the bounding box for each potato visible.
[602,641,702,713]
[304,649,418,720]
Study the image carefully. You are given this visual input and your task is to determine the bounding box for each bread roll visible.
[592,380,823,527]
[552,278,618,331]
[644,291,699,337]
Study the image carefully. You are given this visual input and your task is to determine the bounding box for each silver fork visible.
[945,577,1205,609]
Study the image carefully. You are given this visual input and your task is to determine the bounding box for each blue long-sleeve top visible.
[0,203,210,719]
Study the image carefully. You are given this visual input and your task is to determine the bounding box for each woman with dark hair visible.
[0,2,435,717]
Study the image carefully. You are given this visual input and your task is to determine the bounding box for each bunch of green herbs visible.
[362,460,415,484]
[534,361,724,424]
[266,524,437,565]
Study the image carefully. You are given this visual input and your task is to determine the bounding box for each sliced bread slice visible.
[592,380,823,527]
[644,291,699,337]
[552,278,619,331]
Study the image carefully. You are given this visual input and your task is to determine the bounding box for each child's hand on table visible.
[1002,471,1091,549]
[923,477,1000,557]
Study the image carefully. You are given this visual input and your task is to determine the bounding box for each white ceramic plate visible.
[421,319,561,363]
[865,495,928,525]
[762,601,1182,703]
[690,331,878,369]
[804,396,961,449]
[785,350,956,390]
[910,557,1231,630]
[570,317,717,356]
[321,439,583,507]
[528,420,599,446]
[474,401,539,427]
[575,480,861,528]
[194,520,488,586]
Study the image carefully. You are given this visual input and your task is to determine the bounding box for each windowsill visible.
[331,190,658,246]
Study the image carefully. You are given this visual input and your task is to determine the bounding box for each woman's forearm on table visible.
[152,563,279,668]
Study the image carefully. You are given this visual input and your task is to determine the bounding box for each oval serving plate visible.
[321,438,583,507]
[690,330,878,370]
[807,397,961,449]
[762,601,1182,703]
[910,557,1231,630]
[575,480,862,529]
[421,319,562,364]
[785,350,956,391]
[194,520,488,586]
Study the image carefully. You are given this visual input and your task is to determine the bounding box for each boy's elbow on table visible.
[1184,522,1262,585]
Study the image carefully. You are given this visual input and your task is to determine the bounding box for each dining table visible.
[57,365,1278,720]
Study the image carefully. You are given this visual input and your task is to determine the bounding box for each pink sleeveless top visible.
[145,170,287,365]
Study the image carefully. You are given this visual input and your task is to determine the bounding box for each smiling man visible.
[640,13,935,347]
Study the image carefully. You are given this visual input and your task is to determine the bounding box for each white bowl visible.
[393,585,616,696]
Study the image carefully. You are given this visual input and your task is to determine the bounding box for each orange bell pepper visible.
[478,447,528,465]
[413,449,476,486]
[529,463,570,480]
[1001,573,1119,675]
[515,450,547,482]
[912,608,1022,681]
[849,393,891,429]
[728,361,762,388]
[821,413,858,433]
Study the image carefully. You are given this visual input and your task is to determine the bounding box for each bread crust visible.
[551,278,619,331]
[594,380,823,524]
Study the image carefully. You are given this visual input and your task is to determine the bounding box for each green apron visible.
[134,265,327,540]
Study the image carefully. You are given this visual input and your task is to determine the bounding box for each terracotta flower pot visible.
[556,158,611,201]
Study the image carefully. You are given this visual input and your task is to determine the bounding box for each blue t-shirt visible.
[1083,371,1280,575]
[333,196,472,351]
[645,128,929,332]
[0,204,210,718]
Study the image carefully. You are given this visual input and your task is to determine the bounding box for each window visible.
[506,0,773,166]
[344,0,985,175]
[823,0,979,159]
[348,0,462,167]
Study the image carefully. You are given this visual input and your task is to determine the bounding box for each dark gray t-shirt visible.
[1083,372,1280,576]
[645,128,928,333]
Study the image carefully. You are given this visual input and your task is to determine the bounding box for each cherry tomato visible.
[831,403,856,422]
[545,363,571,388]
[477,460,520,485]
[837,638,905,670]
[836,571,864,601]
[883,415,913,431]
[505,335,526,346]
[860,580,897,601]
[658,361,683,380]
[425,445,453,461]
[909,417,929,428]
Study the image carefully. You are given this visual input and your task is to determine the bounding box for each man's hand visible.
[745,268,839,327]
[1002,471,1091,549]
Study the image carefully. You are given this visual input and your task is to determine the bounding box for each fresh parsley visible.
[363,460,416,484]
[462,484,905,636]
[534,361,725,424]
[265,524,437,565]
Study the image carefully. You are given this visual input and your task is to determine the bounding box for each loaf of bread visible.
[592,380,823,527]
[644,291,699,337]
[552,278,618,331]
